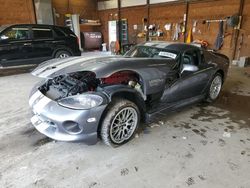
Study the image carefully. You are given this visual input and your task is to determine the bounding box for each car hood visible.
[32,55,176,79]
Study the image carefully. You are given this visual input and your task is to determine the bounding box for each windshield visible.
[124,46,179,60]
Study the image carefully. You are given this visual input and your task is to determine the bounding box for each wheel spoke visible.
[112,127,120,135]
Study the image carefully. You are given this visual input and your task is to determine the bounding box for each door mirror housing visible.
[181,64,198,74]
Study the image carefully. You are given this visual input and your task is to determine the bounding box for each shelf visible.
[80,23,101,26]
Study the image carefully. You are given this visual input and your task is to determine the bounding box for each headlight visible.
[58,94,103,110]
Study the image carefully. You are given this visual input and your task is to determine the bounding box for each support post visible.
[183,1,189,43]
[117,0,121,53]
[146,0,150,41]
[233,0,245,60]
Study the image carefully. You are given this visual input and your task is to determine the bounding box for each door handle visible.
[23,43,32,46]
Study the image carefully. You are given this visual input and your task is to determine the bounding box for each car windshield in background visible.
[125,46,179,59]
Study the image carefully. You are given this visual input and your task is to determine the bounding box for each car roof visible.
[2,24,65,29]
[140,41,201,53]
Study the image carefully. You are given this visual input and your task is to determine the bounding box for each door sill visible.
[145,95,204,123]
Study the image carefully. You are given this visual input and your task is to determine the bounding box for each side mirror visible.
[181,64,198,74]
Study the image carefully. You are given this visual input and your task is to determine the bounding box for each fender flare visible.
[102,84,147,114]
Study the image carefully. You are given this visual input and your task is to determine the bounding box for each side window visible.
[183,50,200,66]
[53,27,66,37]
[203,51,212,63]
[32,27,53,39]
[0,26,30,40]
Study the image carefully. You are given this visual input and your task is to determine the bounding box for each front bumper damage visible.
[29,90,107,144]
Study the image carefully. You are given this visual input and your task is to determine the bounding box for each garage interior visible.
[0,0,250,187]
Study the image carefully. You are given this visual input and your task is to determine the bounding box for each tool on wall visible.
[227,14,241,29]
[164,23,172,39]
[137,18,147,38]
[214,21,224,50]
[236,33,244,60]
[172,23,181,41]
[192,20,197,33]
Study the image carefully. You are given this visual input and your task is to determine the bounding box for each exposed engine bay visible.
[39,71,143,100]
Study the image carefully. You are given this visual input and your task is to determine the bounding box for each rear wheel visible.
[55,50,71,58]
[100,99,140,147]
[205,73,223,102]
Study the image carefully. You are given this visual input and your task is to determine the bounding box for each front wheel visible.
[205,73,223,102]
[100,99,140,147]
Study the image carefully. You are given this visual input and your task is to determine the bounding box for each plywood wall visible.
[98,8,118,45]
[120,6,148,43]
[98,0,250,59]
[187,0,240,59]
[0,0,36,25]
[52,0,98,26]
[150,3,186,42]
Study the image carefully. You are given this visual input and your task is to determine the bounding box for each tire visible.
[100,98,140,147]
[54,50,71,58]
[205,73,223,102]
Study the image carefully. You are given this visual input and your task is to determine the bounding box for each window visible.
[183,50,200,66]
[53,27,66,37]
[32,27,53,39]
[0,27,30,40]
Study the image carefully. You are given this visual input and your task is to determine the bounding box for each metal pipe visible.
[205,19,227,23]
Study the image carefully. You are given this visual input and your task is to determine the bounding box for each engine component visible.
[101,71,138,85]
[41,71,99,100]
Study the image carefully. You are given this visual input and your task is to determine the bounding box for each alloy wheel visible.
[209,75,222,100]
[110,107,138,144]
[59,53,69,58]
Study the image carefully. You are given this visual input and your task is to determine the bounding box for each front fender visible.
[101,85,146,113]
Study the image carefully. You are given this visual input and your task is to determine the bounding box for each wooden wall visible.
[121,6,148,44]
[150,3,186,42]
[0,0,249,59]
[52,0,98,27]
[98,0,250,59]
[98,8,118,46]
[0,0,36,25]
[98,5,148,47]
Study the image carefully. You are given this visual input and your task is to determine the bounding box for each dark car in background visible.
[0,24,81,68]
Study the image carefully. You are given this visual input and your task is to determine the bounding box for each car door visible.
[30,26,55,63]
[161,49,211,103]
[0,25,32,67]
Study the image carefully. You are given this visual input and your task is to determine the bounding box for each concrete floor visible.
[0,67,250,188]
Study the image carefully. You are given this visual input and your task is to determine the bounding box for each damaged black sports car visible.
[29,42,229,147]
